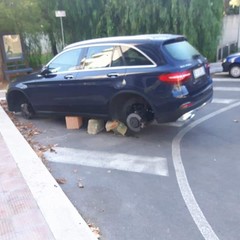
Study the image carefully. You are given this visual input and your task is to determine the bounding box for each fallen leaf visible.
[36,151,44,158]
[56,178,67,184]
[88,223,101,239]
[0,101,56,167]
[50,147,57,153]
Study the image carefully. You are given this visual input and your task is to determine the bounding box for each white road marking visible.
[46,147,169,176]
[172,101,240,240]
[212,98,237,104]
[213,78,240,82]
[160,118,198,128]
[161,121,186,128]
[214,87,240,91]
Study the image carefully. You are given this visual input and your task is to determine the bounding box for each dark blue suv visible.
[7,34,213,132]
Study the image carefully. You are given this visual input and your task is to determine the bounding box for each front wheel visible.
[229,65,240,78]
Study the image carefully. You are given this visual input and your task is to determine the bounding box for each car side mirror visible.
[40,66,58,76]
[40,66,51,76]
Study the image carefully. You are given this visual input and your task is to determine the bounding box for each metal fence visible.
[217,42,238,61]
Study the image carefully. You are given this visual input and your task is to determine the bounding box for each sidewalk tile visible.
[0,134,55,240]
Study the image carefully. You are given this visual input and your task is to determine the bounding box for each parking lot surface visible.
[2,72,240,240]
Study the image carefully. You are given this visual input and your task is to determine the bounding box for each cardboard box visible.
[65,116,83,129]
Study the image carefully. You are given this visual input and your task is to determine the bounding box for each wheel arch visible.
[7,90,33,112]
[229,62,240,68]
[109,91,154,120]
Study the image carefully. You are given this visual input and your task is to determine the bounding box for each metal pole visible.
[238,6,240,50]
[60,17,65,49]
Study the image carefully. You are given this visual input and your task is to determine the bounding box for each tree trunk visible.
[48,31,58,56]
[0,49,5,86]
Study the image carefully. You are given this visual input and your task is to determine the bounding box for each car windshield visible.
[163,40,200,61]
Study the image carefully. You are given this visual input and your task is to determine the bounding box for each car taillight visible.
[159,71,192,84]
[180,102,193,109]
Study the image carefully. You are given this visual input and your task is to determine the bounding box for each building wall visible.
[220,15,239,46]
[217,15,240,60]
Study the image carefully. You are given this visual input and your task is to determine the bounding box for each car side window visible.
[121,45,153,66]
[111,46,124,67]
[83,45,113,70]
[48,48,83,72]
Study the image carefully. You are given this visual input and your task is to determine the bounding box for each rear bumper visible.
[154,84,213,123]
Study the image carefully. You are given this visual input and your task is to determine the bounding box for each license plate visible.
[193,66,205,79]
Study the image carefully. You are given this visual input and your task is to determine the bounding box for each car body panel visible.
[222,52,240,72]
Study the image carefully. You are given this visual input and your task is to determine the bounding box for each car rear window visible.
[121,45,154,66]
[163,40,200,61]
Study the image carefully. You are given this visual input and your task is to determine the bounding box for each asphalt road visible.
[18,72,240,240]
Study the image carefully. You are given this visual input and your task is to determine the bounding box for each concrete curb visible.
[209,62,223,74]
[0,89,6,100]
[0,106,98,240]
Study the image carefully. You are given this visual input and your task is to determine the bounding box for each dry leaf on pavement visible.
[88,223,101,239]
[56,178,67,184]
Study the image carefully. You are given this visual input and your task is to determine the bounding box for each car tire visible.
[229,65,240,78]
[21,103,34,119]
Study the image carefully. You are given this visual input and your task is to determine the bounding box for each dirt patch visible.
[0,81,8,90]
[0,100,55,165]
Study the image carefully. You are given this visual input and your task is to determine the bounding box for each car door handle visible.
[107,73,120,78]
[64,74,74,80]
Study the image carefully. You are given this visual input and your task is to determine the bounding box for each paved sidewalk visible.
[0,105,97,240]
[0,133,55,240]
